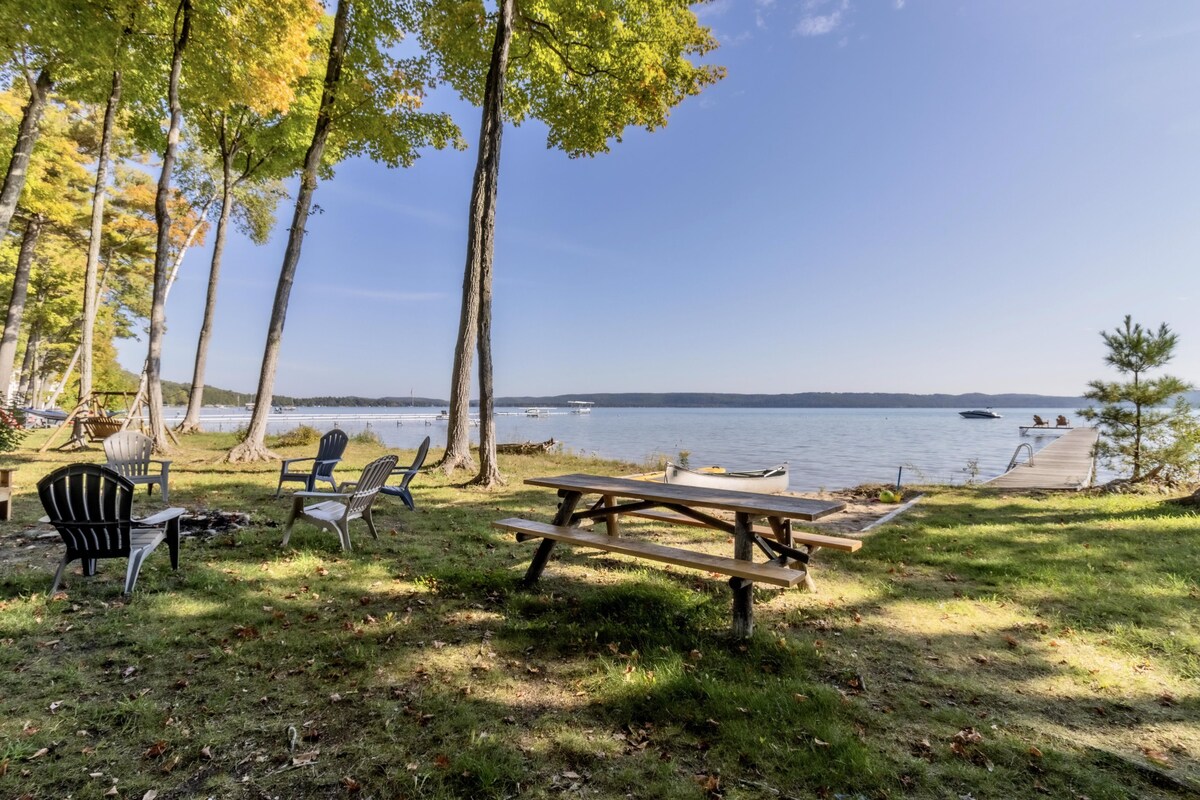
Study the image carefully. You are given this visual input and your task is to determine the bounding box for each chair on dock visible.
[38,464,184,595]
[1056,415,1070,427]
[380,436,430,511]
[282,455,397,551]
[104,431,171,504]
[1032,415,1049,427]
[275,429,348,496]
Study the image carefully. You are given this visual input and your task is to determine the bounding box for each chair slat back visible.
[347,455,398,516]
[314,430,349,480]
[38,465,133,558]
[104,431,154,478]
[395,436,431,490]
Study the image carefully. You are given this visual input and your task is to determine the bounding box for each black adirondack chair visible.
[276,429,348,497]
[37,464,184,595]
[380,436,431,510]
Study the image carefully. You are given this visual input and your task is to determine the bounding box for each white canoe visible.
[664,462,789,494]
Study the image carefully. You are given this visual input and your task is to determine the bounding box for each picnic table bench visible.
[494,473,858,637]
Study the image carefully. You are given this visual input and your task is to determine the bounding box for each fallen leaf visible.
[48,701,63,714]
[142,791,158,800]
[199,746,213,760]
[27,748,48,761]
[104,787,118,797]
[143,741,168,759]
[433,754,450,769]
[1029,746,1043,758]
[291,749,319,767]
[562,770,580,779]
[341,776,361,792]
[1142,748,1172,767]
[813,737,830,747]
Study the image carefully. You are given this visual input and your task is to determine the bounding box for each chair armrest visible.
[336,481,359,492]
[280,457,315,467]
[136,507,186,526]
[293,491,351,499]
[312,458,341,467]
[149,459,172,467]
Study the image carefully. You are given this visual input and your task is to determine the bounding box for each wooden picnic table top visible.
[525,473,846,522]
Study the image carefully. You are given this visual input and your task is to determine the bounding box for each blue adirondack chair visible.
[380,436,430,510]
[276,429,348,496]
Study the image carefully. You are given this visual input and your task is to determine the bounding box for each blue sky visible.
[124,0,1200,399]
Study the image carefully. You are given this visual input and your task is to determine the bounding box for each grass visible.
[0,431,1197,798]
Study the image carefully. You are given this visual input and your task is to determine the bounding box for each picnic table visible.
[494,473,858,637]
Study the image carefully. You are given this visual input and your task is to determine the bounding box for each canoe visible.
[665,462,789,494]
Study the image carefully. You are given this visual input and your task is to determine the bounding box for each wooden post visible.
[731,512,754,637]
[603,494,620,536]
[0,468,12,521]
[522,490,581,587]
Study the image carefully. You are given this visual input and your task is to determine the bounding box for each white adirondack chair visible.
[281,455,397,551]
[103,431,171,504]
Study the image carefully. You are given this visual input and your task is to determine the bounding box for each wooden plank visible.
[988,428,1099,490]
[526,474,845,521]
[494,518,805,587]
[623,508,862,552]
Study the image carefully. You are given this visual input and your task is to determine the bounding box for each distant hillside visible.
[489,392,1088,409]
[149,382,1086,409]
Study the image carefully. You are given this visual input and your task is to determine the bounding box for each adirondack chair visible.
[276,429,348,497]
[37,464,184,595]
[1032,415,1049,427]
[380,436,430,510]
[104,431,171,504]
[281,455,398,551]
[1056,415,1070,427]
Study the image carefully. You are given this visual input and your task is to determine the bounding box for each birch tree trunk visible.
[468,0,514,488]
[228,0,350,462]
[79,69,122,403]
[178,152,234,432]
[0,214,44,402]
[145,0,192,452]
[0,69,53,243]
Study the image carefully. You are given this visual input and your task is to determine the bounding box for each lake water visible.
[167,406,1098,491]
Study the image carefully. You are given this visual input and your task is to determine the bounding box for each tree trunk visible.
[80,69,122,404]
[0,214,44,402]
[17,322,39,405]
[228,0,350,463]
[0,69,53,243]
[179,152,234,433]
[467,0,514,487]
[444,0,514,477]
[145,0,192,453]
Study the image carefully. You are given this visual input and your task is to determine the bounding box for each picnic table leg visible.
[522,490,581,587]
[731,512,754,637]
[603,494,620,536]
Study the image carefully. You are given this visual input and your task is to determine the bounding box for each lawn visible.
[0,431,1196,799]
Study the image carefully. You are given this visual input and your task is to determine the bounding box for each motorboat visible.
[959,409,1002,419]
[665,462,789,494]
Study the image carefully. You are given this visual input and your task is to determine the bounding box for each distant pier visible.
[987,427,1100,490]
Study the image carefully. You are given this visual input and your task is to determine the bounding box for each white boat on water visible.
[567,400,594,414]
[665,462,789,494]
[959,409,1002,419]
[526,407,547,417]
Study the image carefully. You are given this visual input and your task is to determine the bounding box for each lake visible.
[167,405,1099,491]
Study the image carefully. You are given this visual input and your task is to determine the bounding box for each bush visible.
[270,425,322,448]
[0,407,27,453]
[351,428,382,446]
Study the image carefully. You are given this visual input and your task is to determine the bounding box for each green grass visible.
[0,432,1197,798]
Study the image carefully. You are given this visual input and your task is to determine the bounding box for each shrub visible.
[0,407,27,453]
[270,425,322,448]
[351,428,382,446]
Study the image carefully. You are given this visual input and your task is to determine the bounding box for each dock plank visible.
[987,428,1099,490]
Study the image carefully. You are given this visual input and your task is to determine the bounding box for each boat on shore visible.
[664,462,789,494]
[959,409,1002,419]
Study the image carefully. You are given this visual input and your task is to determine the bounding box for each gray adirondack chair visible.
[38,464,185,595]
[380,436,430,510]
[282,455,398,551]
[104,431,171,504]
[276,429,348,497]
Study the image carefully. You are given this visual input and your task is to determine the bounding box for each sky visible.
[120,0,1200,400]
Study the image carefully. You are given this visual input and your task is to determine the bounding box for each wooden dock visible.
[987,427,1099,490]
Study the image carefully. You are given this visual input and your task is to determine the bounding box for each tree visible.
[1080,315,1199,484]
[419,0,723,482]
[228,0,462,462]
[141,0,321,451]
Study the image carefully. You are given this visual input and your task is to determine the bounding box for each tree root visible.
[226,441,279,463]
